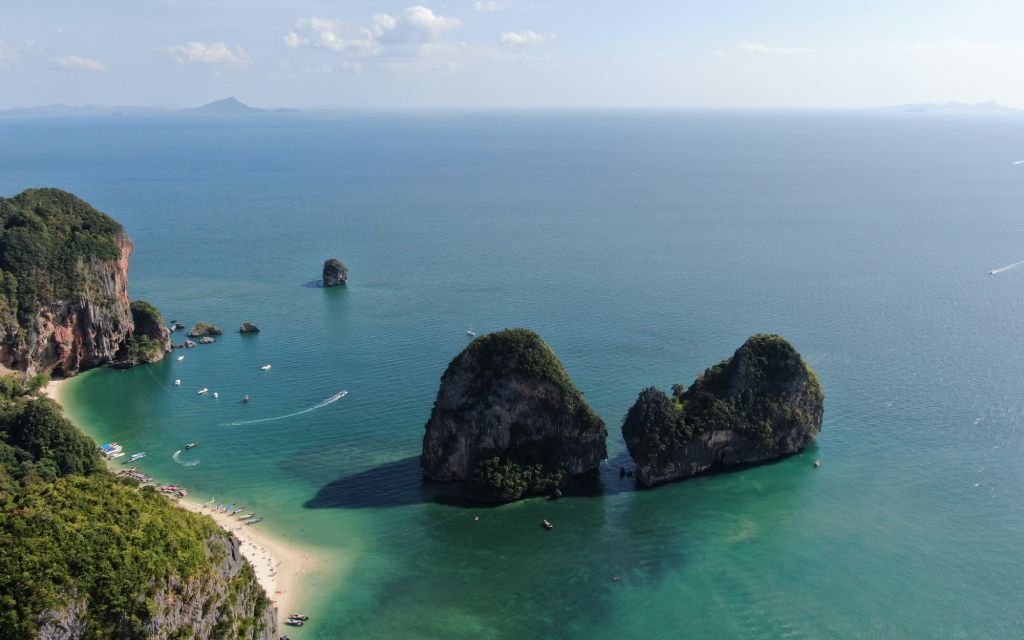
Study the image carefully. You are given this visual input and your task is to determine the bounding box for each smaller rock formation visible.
[622,334,824,487]
[198,336,215,344]
[422,328,607,503]
[239,322,260,334]
[116,300,172,366]
[187,322,222,338]
[184,340,197,349]
[322,258,348,287]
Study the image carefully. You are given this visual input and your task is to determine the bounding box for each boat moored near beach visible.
[125,452,146,463]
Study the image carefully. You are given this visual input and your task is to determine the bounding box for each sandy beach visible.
[179,498,321,621]
[43,373,319,629]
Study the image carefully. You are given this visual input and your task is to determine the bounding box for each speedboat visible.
[466,327,477,337]
[260,364,272,371]
[232,506,245,514]
[197,388,208,395]
[212,392,219,399]
[173,379,181,386]
[289,614,309,621]
[126,452,146,463]
[177,355,184,361]
[240,513,254,519]
[247,517,263,524]
[241,394,250,403]
[107,451,125,460]
[541,519,553,530]
[814,459,822,468]
[185,441,198,449]
[284,620,303,627]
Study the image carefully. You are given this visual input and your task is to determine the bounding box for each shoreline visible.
[43,371,321,628]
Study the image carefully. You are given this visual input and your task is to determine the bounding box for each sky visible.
[2,0,1024,109]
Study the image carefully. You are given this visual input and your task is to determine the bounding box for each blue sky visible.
[1,0,1022,108]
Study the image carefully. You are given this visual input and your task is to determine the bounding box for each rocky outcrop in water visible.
[116,300,172,365]
[239,322,260,334]
[322,258,348,287]
[187,322,223,338]
[422,328,607,502]
[0,189,170,375]
[622,334,824,487]
[36,533,276,640]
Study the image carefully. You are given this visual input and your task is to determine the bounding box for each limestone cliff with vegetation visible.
[422,328,607,502]
[622,334,824,486]
[0,189,168,375]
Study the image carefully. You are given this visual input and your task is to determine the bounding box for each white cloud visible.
[168,41,250,66]
[500,30,553,46]
[0,41,16,68]
[711,49,727,59]
[737,42,811,55]
[57,55,106,71]
[285,6,461,58]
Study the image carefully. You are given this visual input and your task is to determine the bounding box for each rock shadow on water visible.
[305,456,437,509]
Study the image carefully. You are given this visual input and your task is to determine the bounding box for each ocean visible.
[2,110,1023,638]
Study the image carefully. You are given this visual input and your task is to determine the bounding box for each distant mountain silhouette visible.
[188,97,265,114]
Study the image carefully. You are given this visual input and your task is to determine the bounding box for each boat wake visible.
[172,450,200,466]
[221,389,348,426]
[989,259,1024,275]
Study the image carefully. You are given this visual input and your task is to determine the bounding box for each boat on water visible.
[241,394,250,403]
[232,507,245,514]
[466,326,477,337]
[224,503,234,511]
[541,519,553,530]
[126,452,146,463]
[216,503,225,510]
[239,513,254,519]
[107,451,125,460]
[260,364,272,371]
[100,442,124,459]
[197,388,209,395]
[177,355,184,361]
[289,614,309,621]
[185,441,198,449]
[247,517,263,524]
[206,497,216,505]
[212,392,219,399]
[174,379,181,386]
[284,620,303,627]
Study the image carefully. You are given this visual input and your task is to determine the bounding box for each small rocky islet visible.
[421,330,824,502]
[322,258,348,287]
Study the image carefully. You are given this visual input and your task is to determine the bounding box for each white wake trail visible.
[172,450,200,466]
[221,389,348,426]
[989,259,1024,275]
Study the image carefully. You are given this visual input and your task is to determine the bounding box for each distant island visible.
[0,97,296,117]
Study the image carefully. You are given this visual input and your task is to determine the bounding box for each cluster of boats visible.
[284,614,309,627]
[116,467,153,483]
[204,498,264,524]
[99,443,146,463]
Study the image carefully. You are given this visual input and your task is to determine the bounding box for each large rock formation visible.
[322,258,348,287]
[239,322,260,334]
[622,334,824,487]
[0,188,169,375]
[422,328,607,502]
[117,300,172,365]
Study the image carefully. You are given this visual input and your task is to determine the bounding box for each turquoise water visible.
[3,111,1024,638]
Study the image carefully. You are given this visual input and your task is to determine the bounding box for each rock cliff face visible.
[422,328,607,502]
[322,258,348,287]
[622,334,824,487]
[0,229,134,376]
[0,189,170,375]
[36,534,276,640]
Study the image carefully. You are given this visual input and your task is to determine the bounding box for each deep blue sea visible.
[2,110,1024,638]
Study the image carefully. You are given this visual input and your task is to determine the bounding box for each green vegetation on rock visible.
[188,322,223,337]
[622,334,825,486]
[0,378,272,638]
[0,189,124,330]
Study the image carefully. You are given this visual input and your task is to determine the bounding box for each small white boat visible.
[126,452,146,463]
[260,364,272,371]
[466,327,477,337]
[197,388,209,395]
[174,379,181,386]
[177,355,184,361]
[212,392,219,399]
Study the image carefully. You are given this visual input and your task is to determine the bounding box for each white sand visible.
[180,499,322,622]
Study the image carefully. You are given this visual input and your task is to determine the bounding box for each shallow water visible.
[4,110,1024,638]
